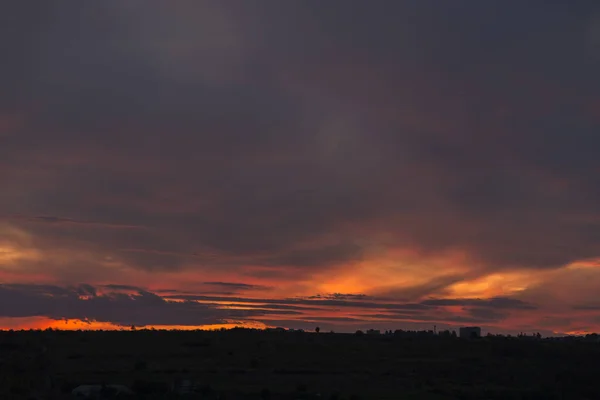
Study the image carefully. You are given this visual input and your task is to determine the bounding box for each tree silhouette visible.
[260,387,271,400]
[315,326,320,334]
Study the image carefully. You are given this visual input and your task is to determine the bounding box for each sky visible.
[1,1,600,335]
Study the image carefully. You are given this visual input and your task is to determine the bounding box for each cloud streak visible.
[0,283,542,332]
[3,215,146,230]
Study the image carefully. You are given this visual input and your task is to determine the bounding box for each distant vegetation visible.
[1,327,600,399]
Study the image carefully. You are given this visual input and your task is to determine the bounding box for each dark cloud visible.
[261,242,364,268]
[466,308,509,322]
[0,283,539,329]
[3,215,145,230]
[1,1,600,331]
[0,284,305,327]
[1,0,591,274]
[76,284,97,297]
[572,304,600,311]
[101,284,145,292]
[203,282,271,291]
[303,316,364,323]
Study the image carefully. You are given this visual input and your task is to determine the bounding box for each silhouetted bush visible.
[297,383,308,393]
[132,379,170,395]
[133,360,147,371]
[197,383,213,396]
[260,387,271,399]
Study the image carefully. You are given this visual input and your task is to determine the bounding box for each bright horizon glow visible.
[0,317,270,331]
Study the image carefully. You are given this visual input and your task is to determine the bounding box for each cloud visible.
[373,275,470,301]
[203,282,272,291]
[466,308,510,322]
[420,297,537,310]
[0,283,534,328]
[3,215,146,230]
[1,282,598,334]
[0,284,308,327]
[1,1,600,332]
[101,284,144,292]
[306,293,368,300]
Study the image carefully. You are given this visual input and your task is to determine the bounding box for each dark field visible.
[1,329,600,399]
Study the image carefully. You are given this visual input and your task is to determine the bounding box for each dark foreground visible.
[1,329,599,399]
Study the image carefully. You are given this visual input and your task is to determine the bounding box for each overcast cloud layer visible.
[1,1,600,334]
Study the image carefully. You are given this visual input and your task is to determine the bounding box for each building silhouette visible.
[459,326,481,339]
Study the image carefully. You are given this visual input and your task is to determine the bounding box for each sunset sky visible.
[1,1,600,335]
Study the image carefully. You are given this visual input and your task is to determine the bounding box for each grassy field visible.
[1,329,599,399]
